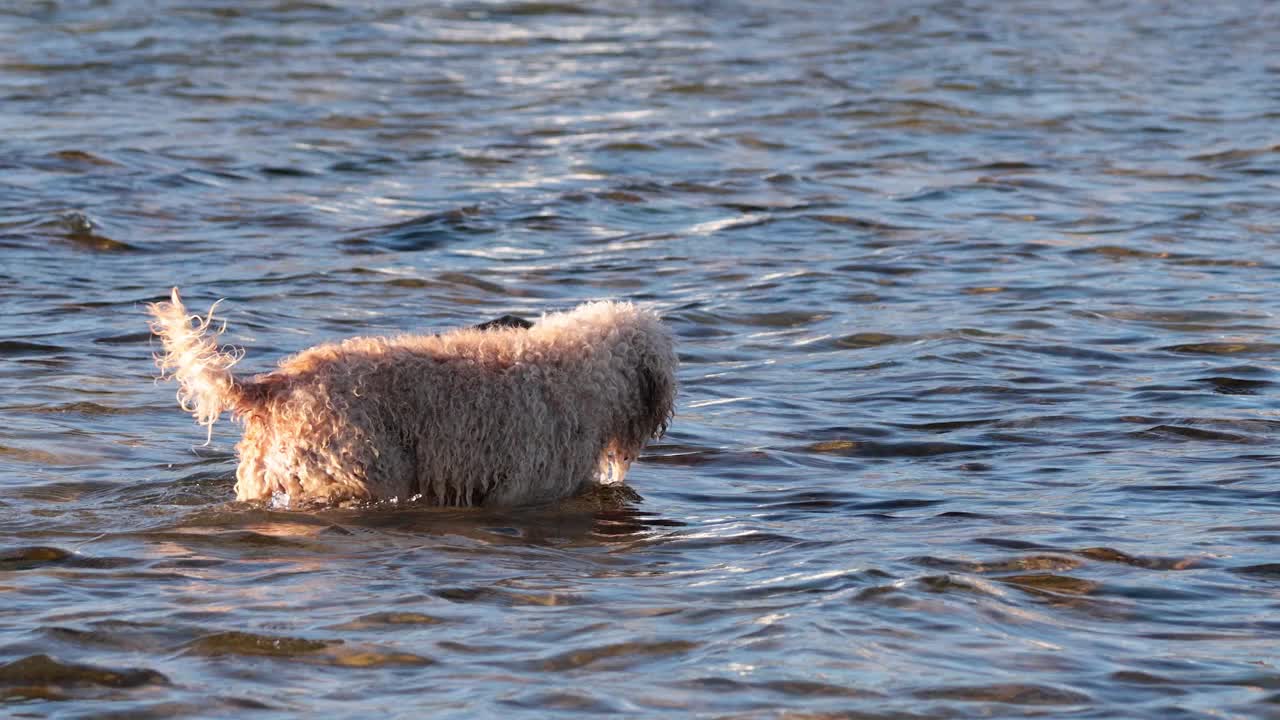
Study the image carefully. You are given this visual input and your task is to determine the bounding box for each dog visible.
[147,289,676,508]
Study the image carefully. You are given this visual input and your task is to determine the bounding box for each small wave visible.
[1162,342,1280,356]
[0,340,64,357]
[186,631,433,667]
[343,206,496,253]
[0,654,168,700]
[914,683,1092,706]
[533,640,700,672]
[43,212,139,252]
[804,439,988,457]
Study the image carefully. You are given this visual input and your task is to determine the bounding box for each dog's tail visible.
[147,287,249,441]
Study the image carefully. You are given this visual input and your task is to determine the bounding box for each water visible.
[3,0,1280,716]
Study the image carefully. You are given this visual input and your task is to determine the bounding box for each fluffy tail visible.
[147,288,246,441]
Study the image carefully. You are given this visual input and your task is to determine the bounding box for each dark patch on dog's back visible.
[474,315,533,331]
[231,376,283,416]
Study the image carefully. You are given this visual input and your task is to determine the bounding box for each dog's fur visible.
[147,289,676,507]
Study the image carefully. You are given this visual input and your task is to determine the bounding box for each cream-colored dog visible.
[147,289,676,507]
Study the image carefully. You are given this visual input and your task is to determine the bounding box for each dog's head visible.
[613,316,678,458]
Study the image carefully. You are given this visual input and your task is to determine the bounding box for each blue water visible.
[2,1,1280,717]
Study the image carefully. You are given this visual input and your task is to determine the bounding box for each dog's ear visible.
[636,351,676,441]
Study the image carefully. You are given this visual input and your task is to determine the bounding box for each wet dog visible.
[147,289,676,507]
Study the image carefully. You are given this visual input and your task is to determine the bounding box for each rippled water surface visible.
[3,1,1280,717]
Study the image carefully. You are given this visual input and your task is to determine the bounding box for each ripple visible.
[10,401,140,416]
[184,630,432,667]
[498,690,623,714]
[0,340,65,357]
[1162,342,1280,356]
[804,439,988,457]
[49,149,120,167]
[186,627,332,655]
[914,683,1092,706]
[832,332,916,349]
[0,654,168,700]
[93,331,154,345]
[327,612,449,630]
[0,546,73,571]
[678,676,882,700]
[344,206,495,253]
[1133,425,1262,444]
[909,555,1083,574]
[434,586,587,607]
[43,212,139,252]
[1075,547,1203,571]
[1231,563,1280,579]
[1196,376,1272,395]
[534,640,699,672]
[997,573,1100,596]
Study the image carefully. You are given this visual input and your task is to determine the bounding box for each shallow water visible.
[3,1,1280,717]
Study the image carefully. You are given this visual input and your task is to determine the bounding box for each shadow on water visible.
[164,481,682,549]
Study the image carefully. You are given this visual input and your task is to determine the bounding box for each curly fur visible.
[147,289,677,508]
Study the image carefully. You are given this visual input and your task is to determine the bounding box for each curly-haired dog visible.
[147,289,676,507]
